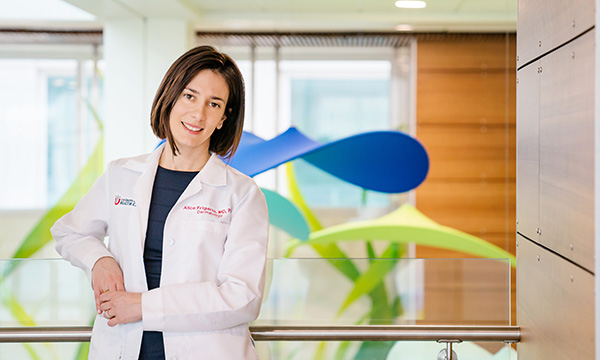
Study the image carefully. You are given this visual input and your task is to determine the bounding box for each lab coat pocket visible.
[186,220,229,245]
[175,220,229,281]
[191,221,228,252]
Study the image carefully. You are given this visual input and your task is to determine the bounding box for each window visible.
[0,47,103,210]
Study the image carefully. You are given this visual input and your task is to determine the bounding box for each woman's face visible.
[168,69,229,155]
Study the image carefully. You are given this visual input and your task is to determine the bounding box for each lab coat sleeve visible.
[142,182,269,332]
[51,162,114,282]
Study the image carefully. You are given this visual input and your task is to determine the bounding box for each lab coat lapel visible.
[127,144,164,250]
[174,154,227,207]
[176,170,204,207]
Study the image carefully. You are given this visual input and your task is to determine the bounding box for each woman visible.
[51,45,269,359]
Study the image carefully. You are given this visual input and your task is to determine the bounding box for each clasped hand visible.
[92,257,142,327]
[99,290,142,326]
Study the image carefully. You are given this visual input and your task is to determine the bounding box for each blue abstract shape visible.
[229,127,429,193]
[261,188,310,240]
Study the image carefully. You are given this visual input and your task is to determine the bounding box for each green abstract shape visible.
[285,160,405,360]
[287,162,323,231]
[292,204,516,267]
[82,97,104,132]
[5,137,103,277]
[8,95,103,264]
[1,97,103,360]
[283,238,303,257]
[313,341,328,360]
[74,317,95,360]
[338,244,402,316]
[338,294,402,360]
[286,162,361,279]
[365,242,376,260]
[4,294,41,360]
[23,345,40,360]
[334,341,353,360]
[261,188,310,240]
[354,342,395,360]
[75,343,90,360]
[335,267,396,359]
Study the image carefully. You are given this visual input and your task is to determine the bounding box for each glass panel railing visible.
[0,258,515,359]
[0,259,95,327]
[256,258,513,359]
[258,258,511,326]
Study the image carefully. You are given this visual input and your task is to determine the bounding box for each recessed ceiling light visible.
[395,24,414,31]
[395,1,427,9]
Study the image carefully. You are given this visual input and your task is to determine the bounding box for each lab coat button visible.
[170,356,178,360]
[167,238,175,246]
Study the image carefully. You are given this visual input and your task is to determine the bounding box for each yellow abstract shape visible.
[291,204,516,267]
[286,162,323,231]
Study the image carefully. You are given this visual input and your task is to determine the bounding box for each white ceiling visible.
[1,0,517,32]
[0,0,94,21]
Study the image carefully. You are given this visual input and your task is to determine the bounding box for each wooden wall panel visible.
[418,126,516,180]
[415,34,516,324]
[420,259,511,325]
[417,181,515,237]
[417,72,516,126]
[418,35,516,71]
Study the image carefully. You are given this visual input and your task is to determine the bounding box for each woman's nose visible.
[190,105,206,120]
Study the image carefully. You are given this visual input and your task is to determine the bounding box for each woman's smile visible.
[181,121,203,133]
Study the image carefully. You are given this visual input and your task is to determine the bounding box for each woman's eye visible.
[183,93,194,100]
[209,102,221,108]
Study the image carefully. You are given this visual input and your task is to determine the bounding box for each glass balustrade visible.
[0,258,515,359]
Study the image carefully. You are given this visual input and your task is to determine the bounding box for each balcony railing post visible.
[436,339,461,360]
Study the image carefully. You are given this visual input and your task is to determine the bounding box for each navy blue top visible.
[139,166,198,360]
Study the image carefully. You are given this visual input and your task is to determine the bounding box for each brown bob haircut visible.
[151,45,245,159]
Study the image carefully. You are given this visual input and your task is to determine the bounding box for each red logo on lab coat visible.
[114,195,136,207]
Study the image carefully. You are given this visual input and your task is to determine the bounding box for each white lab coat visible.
[51,144,269,360]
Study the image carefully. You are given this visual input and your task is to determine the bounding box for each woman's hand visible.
[99,291,142,327]
[91,257,125,315]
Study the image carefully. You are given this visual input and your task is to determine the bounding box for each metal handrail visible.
[0,325,520,343]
